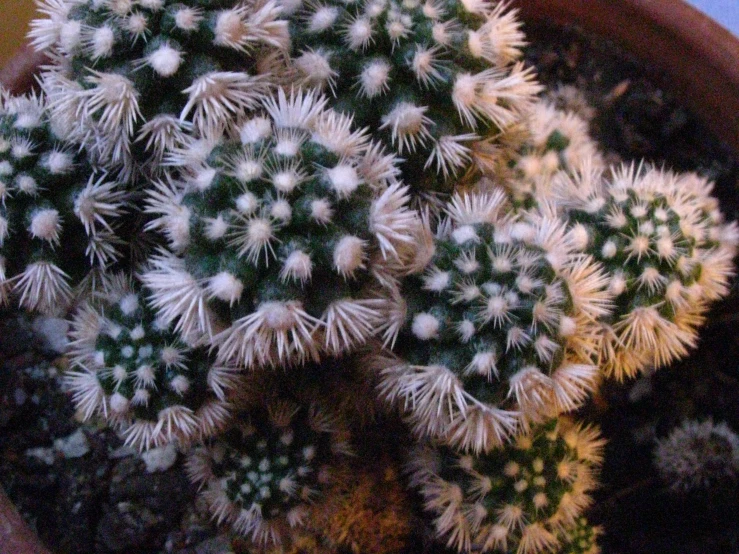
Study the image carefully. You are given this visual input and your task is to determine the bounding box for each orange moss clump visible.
[310,456,412,554]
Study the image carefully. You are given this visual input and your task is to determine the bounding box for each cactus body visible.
[66,275,237,450]
[187,397,352,547]
[142,90,416,368]
[32,0,290,177]
[376,191,611,452]
[553,164,738,378]
[286,0,539,196]
[408,418,604,554]
[0,92,127,314]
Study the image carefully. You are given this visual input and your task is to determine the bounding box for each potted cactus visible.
[0,1,737,553]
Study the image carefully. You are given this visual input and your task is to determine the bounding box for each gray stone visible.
[54,428,91,459]
[32,316,70,354]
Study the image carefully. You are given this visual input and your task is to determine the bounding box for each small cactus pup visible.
[186,388,353,548]
[481,100,604,210]
[65,275,239,450]
[654,419,739,493]
[285,0,541,197]
[142,89,417,369]
[552,163,738,379]
[0,92,127,315]
[376,190,611,452]
[407,418,605,554]
[31,0,291,178]
[558,517,602,554]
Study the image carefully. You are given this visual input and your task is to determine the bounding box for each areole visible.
[1,0,738,552]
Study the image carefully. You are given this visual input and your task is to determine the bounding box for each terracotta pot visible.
[1,1,738,552]
[0,484,52,554]
[509,0,739,155]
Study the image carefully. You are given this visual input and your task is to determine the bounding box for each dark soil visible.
[1,21,738,554]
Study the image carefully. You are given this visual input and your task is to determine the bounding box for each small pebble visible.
[54,428,91,459]
[141,443,178,473]
[32,316,70,354]
[14,388,27,406]
[26,446,56,465]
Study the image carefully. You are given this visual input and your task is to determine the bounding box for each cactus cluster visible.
[408,418,604,554]
[143,89,416,368]
[551,164,738,378]
[286,0,540,195]
[10,1,738,553]
[32,0,290,177]
[0,92,127,314]
[377,190,610,451]
[65,275,238,449]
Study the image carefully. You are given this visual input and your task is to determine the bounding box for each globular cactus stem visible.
[376,190,611,452]
[0,91,128,314]
[31,0,291,177]
[285,0,540,196]
[407,418,605,554]
[186,395,352,548]
[65,274,239,450]
[142,89,418,369]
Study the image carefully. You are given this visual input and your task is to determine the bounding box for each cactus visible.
[186,393,352,547]
[558,517,602,554]
[482,100,604,210]
[551,163,738,379]
[31,0,290,177]
[285,0,540,197]
[654,418,739,493]
[0,91,127,314]
[142,89,417,368]
[65,274,238,450]
[407,418,604,554]
[376,190,611,451]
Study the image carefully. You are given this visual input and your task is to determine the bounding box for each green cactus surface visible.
[408,418,604,554]
[32,0,290,177]
[142,90,416,369]
[285,0,539,196]
[0,92,127,314]
[66,275,238,450]
[376,190,610,452]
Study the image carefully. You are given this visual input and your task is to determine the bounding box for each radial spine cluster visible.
[553,164,738,378]
[31,0,290,177]
[377,190,611,452]
[286,0,540,194]
[65,276,237,450]
[408,418,604,554]
[187,398,352,547]
[0,92,127,314]
[142,89,416,368]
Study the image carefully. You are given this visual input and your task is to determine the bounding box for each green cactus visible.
[65,274,238,450]
[484,100,604,210]
[375,190,611,452]
[285,0,540,196]
[552,164,738,379]
[186,392,352,547]
[31,0,290,177]
[558,517,602,554]
[141,89,417,368]
[408,418,604,554]
[0,92,127,314]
